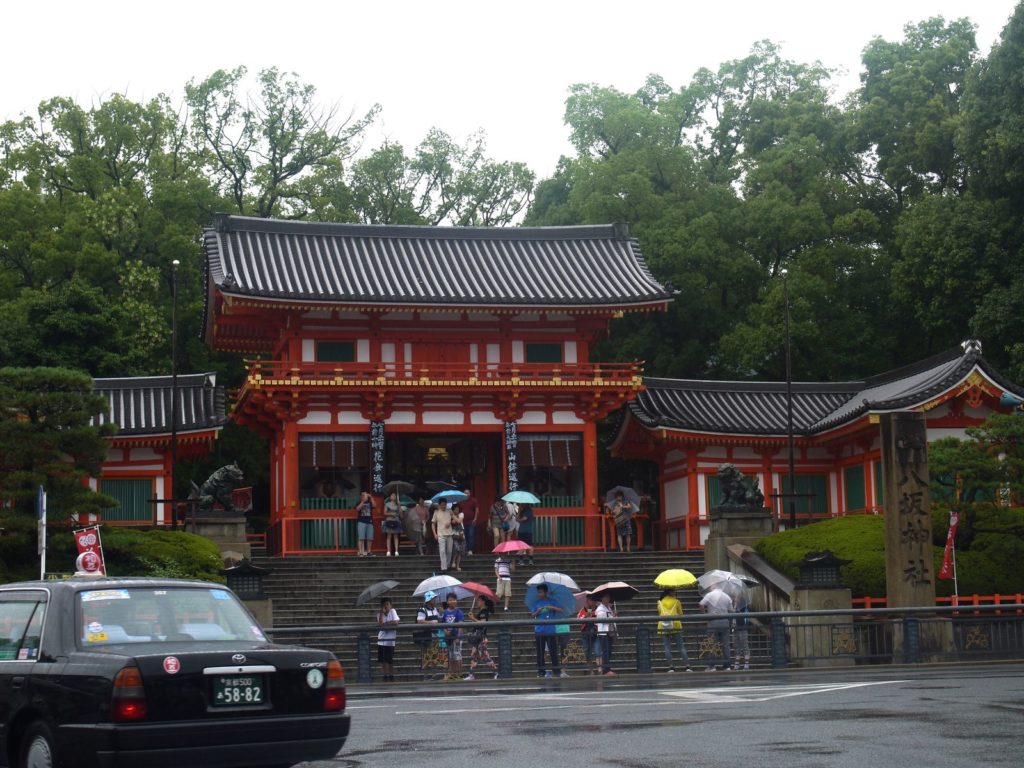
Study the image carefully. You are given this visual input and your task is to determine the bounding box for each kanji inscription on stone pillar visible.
[880,412,937,608]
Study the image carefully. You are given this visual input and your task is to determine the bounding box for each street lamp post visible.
[169,259,180,531]
[781,268,797,530]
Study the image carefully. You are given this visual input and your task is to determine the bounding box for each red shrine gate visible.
[202,215,674,555]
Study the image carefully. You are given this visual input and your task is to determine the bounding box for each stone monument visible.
[704,463,773,571]
[879,412,952,657]
[189,462,251,561]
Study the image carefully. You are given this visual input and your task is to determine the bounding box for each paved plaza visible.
[302,663,1024,768]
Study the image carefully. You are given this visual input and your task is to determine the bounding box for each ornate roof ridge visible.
[213,213,633,242]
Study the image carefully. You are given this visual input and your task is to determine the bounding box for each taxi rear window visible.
[77,587,266,646]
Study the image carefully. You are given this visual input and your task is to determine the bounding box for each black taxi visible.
[0,577,350,768]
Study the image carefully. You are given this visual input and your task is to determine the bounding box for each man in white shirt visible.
[432,499,454,572]
[376,597,399,682]
[699,587,734,671]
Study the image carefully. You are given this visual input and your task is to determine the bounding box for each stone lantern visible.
[797,550,851,588]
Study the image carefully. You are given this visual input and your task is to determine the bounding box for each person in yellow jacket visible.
[657,589,691,672]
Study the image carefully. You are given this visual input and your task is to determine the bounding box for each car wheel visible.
[21,721,56,768]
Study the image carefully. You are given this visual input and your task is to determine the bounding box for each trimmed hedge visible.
[754,512,1024,598]
[0,515,225,584]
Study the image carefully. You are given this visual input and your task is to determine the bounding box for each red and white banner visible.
[73,526,106,575]
[938,510,960,580]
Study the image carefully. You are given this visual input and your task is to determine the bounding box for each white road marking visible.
[389,680,906,715]
[659,680,905,703]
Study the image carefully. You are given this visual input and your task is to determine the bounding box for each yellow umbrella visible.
[654,568,698,588]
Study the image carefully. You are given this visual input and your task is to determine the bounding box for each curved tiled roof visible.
[92,373,227,436]
[203,214,673,310]
[626,342,1024,437]
[632,378,860,435]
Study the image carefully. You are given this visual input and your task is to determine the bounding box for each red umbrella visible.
[492,540,531,554]
[459,582,498,603]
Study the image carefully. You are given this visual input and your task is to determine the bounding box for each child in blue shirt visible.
[441,593,465,679]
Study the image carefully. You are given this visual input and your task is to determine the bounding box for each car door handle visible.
[11,676,25,688]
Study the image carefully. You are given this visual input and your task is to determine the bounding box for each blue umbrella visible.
[502,490,540,504]
[525,582,577,619]
[431,490,468,504]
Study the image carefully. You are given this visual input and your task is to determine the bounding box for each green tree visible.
[0,367,117,518]
[350,129,534,225]
[853,17,978,204]
[185,66,379,219]
[929,412,1024,549]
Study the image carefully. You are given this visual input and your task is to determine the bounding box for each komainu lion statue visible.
[190,462,244,517]
[717,463,765,509]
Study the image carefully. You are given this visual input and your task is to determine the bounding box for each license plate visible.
[211,675,265,706]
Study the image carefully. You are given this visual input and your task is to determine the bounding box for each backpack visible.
[413,609,435,646]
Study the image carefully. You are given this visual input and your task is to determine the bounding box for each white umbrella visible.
[526,571,580,591]
[412,574,463,597]
[698,570,757,603]
[604,486,641,508]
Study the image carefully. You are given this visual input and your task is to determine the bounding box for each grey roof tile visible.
[628,343,1024,437]
[92,373,227,436]
[203,215,673,309]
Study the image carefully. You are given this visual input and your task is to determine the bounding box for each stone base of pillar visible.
[704,506,773,572]
[790,587,854,667]
[192,516,251,562]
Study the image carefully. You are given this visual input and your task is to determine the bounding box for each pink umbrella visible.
[459,582,499,603]
[492,540,531,554]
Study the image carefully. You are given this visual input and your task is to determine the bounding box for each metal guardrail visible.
[264,604,1024,683]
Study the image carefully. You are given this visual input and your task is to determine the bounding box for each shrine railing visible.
[265,509,594,555]
[241,360,643,388]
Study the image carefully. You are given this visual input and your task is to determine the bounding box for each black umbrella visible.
[590,581,639,602]
[381,480,416,496]
[355,580,400,607]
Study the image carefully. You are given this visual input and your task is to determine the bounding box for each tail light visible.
[323,659,346,711]
[112,666,148,722]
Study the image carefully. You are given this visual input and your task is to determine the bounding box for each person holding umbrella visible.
[595,592,618,675]
[494,553,513,611]
[441,592,466,680]
[657,589,691,673]
[376,597,400,682]
[516,503,535,566]
[605,490,635,553]
[699,586,734,671]
[416,591,443,679]
[490,497,510,545]
[464,595,498,680]
[577,593,601,675]
[530,585,568,678]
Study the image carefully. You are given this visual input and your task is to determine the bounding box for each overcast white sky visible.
[3,1,1019,179]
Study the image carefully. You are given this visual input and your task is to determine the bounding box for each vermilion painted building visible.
[610,341,1024,550]
[91,374,227,524]
[200,215,673,554]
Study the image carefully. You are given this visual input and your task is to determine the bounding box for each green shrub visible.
[754,513,1024,598]
[0,515,225,584]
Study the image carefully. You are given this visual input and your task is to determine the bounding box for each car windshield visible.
[77,587,266,647]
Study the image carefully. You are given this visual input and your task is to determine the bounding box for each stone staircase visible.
[251,545,758,680]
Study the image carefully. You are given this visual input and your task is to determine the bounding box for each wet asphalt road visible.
[304,663,1024,768]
